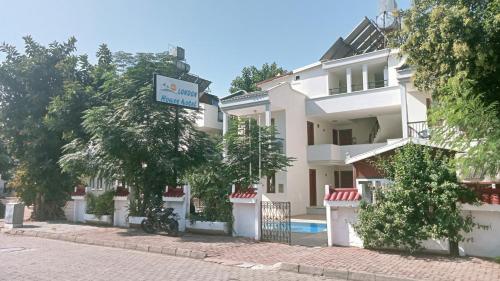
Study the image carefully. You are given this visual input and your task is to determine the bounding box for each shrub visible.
[85,190,114,218]
[355,143,478,256]
[0,201,5,219]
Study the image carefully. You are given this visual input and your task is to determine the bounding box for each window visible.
[295,75,300,81]
[266,174,276,193]
[278,183,284,193]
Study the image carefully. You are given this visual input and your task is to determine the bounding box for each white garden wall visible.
[325,203,500,258]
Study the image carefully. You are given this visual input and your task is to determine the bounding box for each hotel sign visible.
[154,74,199,109]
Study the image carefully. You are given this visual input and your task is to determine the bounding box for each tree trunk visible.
[449,240,459,257]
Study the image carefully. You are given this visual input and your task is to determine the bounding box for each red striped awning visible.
[324,188,361,201]
[230,188,257,199]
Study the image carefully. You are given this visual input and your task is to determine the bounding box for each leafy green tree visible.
[229,62,286,93]
[184,149,232,223]
[395,0,500,177]
[224,117,294,188]
[0,140,11,180]
[355,144,478,256]
[59,52,217,214]
[0,37,83,219]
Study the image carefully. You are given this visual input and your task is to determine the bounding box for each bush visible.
[185,162,232,223]
[86,190,114,218]
[0,201,5,219]
[355,144,477,255]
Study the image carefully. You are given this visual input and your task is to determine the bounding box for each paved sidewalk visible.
[2,221,500,281]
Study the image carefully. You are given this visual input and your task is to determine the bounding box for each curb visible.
[3,229,419,281]
[2,229,207,260]
[275,262,419,281]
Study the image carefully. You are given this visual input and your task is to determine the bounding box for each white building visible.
[220,18,431,216]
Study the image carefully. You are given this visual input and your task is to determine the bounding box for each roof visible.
[230,188,257,199]
[256,72,292,86]
[220,90,268,103]
[163,187,184,197]
[320,17,386,61]
[345,138,451,164]
[324,188,361,201]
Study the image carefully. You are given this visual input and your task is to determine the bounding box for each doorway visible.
[309,169,317,206]
[339,129,353,145]
[307,121,314,145]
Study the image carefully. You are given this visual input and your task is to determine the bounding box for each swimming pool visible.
[290,222,327,233]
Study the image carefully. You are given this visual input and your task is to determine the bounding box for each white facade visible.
[220,21,430,216]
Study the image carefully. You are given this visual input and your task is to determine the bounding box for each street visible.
[0,234,335,281]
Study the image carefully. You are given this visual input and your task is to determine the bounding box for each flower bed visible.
[186,220,230,235]
[84,213,112,225]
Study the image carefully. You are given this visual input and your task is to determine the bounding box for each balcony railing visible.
[329,80,388,95]
[368,80,388,89]
[408,121,430,139]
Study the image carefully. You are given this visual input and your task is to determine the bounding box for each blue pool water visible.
[291,222,327,233]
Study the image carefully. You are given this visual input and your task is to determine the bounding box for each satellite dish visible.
[376,0,399,31]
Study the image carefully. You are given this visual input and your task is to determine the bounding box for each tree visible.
[184,147,232,223]
[224,117,295,188]
[0,37,84,219]
[229,62,286,93]
[355,143,478,256]
[59,51,217,214]
[0,140,11,180]
[395,0,500,177]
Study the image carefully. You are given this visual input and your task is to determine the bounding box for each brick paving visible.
[0,234,335,281]
[2,221,500,281]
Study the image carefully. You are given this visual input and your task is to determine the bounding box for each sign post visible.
[154,74,199,185]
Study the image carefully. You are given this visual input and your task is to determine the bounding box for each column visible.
[383,65,388,86]
[346,67,352,93]
[264,103,271,126]
[400,82,409,138]
[362,64,368,91]
[222,111,229,156]
[222,111,229,135]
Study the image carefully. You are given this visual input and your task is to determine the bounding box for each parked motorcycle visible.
[141,206,179,236]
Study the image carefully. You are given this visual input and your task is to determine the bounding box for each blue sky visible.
[0,0,410,97]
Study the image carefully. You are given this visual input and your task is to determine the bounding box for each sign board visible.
[154,74,199,109]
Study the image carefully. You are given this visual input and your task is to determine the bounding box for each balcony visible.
[329,80,388,95]
[407,121,430,139]
[307,86,400,118]
[307,143,386,164]
[196,103,223,132]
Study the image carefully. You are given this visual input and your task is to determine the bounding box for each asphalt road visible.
[0,234,337,281]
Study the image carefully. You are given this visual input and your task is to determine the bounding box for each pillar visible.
[113,196,129,227]
[383,65,388,86]
[346,67,352,93]
[265,104,271,126]
[399,82,409,138]
[163,185,189,232]
[362,64,368,91]
[222,111,229,157]
[72,196,86,223]
[230,184,262,240]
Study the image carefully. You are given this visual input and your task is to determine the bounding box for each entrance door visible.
[332,129,338,145]
[307,121,314,145]
[309,169,317,206]
[340,170,354,188]
[339,129,352,145]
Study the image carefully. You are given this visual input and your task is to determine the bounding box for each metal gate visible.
[260,201,291,244]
